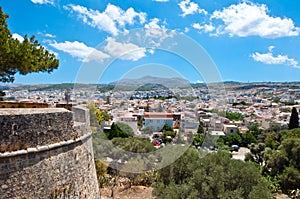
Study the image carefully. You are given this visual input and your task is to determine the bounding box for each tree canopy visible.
[106,123,133,140]
[289,107,299,130]
[116,122,134,136]
[0,7,58,83]
[0,90,5,101]
[87,103,110,127]
[161,124,173,132]
[245,128,300,195]
[112,137,155,154]
[153,148,271,199]
[263,139,300,192]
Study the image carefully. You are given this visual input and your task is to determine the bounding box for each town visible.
[1,0,300,198]
[2,79,300,151]
[2,79,300,198]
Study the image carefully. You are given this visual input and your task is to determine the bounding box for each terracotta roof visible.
[144,112,173,118]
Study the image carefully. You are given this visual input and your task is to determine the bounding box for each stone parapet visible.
[0,106,100,198]
[0,108,76,152]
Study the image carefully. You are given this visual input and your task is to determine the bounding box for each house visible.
[223,124,239,135]
[114,113,138,134]
[261,116,272,129]
[210,131,225,136]
[182,119,199,134]
[143,112,174,131]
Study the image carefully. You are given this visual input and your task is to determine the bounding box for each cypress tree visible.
[289,107,299,130]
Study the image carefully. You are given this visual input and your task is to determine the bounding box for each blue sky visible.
[2,0,300,84]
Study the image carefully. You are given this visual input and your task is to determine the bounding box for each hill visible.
[111,76,190,88]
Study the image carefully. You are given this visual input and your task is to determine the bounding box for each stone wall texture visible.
[0,107,100,198]
[0,102,49,109]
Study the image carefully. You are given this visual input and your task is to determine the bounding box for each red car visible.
[153,139,161,146]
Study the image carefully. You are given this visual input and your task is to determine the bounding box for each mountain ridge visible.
[110,75,191,88]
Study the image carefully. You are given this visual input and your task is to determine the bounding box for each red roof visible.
[144,112,173,119]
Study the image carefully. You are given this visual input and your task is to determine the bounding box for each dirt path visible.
[100,186,154,199]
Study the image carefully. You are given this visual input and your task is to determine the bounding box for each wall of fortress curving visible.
[0,106,99,198]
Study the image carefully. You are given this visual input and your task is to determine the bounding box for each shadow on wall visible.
[0,102,73,110]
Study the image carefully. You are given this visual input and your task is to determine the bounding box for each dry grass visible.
[100,186,154,199]
[0,143,8,153]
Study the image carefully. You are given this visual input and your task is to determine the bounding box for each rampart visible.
[0,101,49,108]
[0,106,99,198]
[0,102,73,110]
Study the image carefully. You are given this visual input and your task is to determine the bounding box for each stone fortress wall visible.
[0,106,99,198]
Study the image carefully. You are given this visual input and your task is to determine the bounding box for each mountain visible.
[0,83,97,91]
[110,76,191,88]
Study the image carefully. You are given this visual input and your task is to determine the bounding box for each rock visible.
[2,184,8,189]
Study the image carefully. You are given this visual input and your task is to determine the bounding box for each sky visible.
[1,0,300,84]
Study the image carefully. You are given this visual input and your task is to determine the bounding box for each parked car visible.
[231,145,239,152]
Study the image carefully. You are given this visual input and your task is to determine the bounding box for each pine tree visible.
[0,7,59,83]
[289,107,299,130]
[0,90,5,101]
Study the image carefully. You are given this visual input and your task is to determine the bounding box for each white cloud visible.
[12,33,24,42]
[64,4,146,36]
[104,38,146,61]
[192,23,201,30]
[195,80,204,83]
[211,2,300,38]
[144,18,161,29]
[45,33,56,38]
[152,0,169,2]
[50,41,110,62]
[144,20,175,47]
[268,46,275,52]
[49,39,147,62]
[31,0,54,5]
[251,46,300,68]
[178,0,207,17]
[148,49,155,54]
[39,32,56,38]
[192,23,215,33]
[142,18,176,51]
